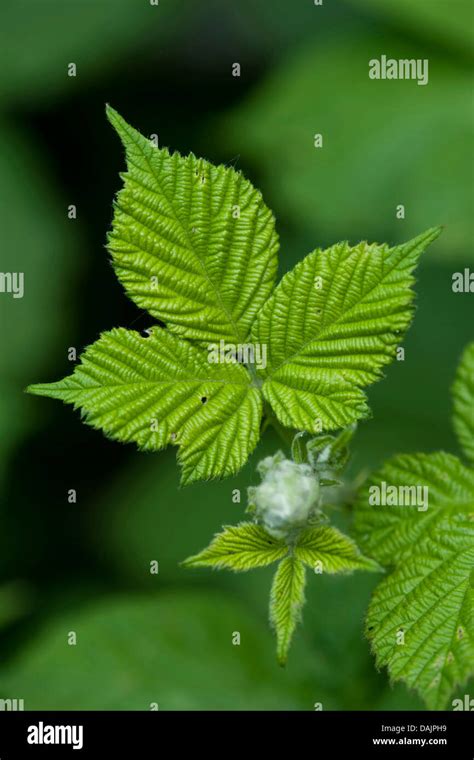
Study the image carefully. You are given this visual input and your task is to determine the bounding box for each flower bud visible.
[250,453,319,539]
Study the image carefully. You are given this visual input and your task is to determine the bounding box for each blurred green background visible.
[0,0,472,710]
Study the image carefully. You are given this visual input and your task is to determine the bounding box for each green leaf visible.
[182,522,288,571]
[295,525,381,573]
[452,342,474,465]
[0,592,313,709]
[94,455,418,707]
[354,452,474,565]
[354,451,474,708]
[270,556,306,665]
[291,431,309,464]
[251,229,441,433]
[306,424,357,477]
[366,533,474,710]
[106,106,279,344]
[27,327,261,484]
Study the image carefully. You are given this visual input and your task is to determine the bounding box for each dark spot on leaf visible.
[201,397,207,404]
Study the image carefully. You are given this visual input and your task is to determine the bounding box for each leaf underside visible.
[355,451,474,708]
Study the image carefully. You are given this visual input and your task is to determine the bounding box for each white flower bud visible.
[252,454,319,539]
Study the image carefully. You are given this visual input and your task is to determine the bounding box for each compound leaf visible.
[106,106,279,344]
[366,533,474,710]
[251,228,441,433]
[354,452,474,565]
[452,342,474,466]
[270,556,306,665]
[354,451,474,708]
[27,327,262,484]
[295,525,380,573]
[182,522,288,571]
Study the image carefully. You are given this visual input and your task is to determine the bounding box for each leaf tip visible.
[425,225,443,242]
[105,105,134,145]
[105,103,119,122]
[361,557,384,573]
[179,470,195,488]
[411,225,443,251]
[25,383,46,397]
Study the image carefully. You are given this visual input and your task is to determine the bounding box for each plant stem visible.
[263,405,296,451]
